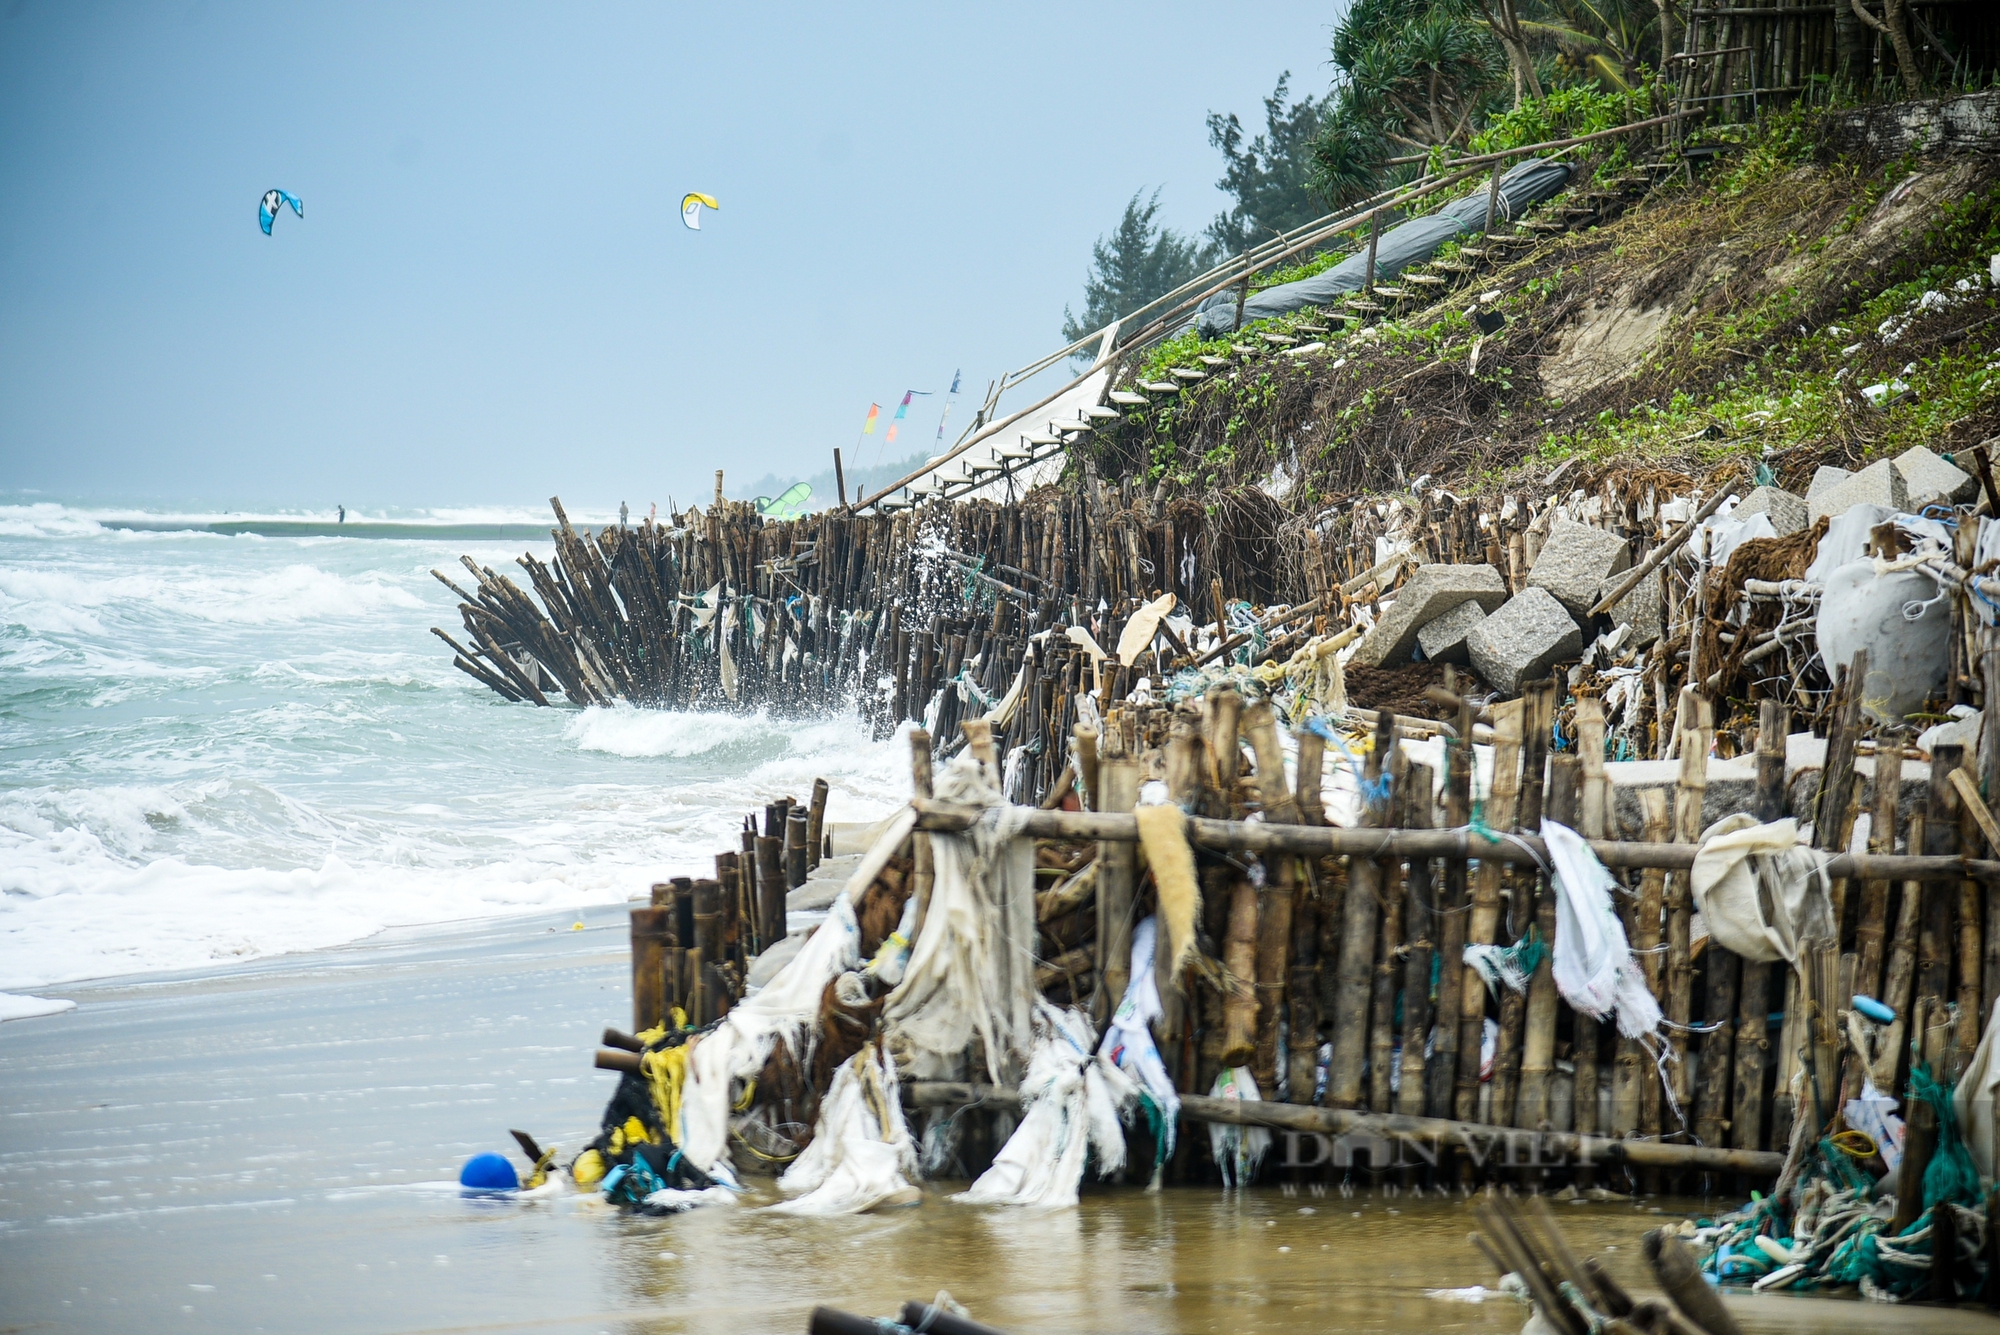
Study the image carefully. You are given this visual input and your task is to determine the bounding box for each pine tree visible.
[1060,190,1207,345]
[1204,74,1333,256]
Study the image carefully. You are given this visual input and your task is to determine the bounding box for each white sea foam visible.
[0,563,422,627]
[565,704,783,758]
[0,511,905,989]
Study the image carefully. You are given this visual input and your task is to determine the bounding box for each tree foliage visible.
[1204,74,1333,256]
[1312,0,1508,206]
[1061,190,1208,344]
[1310,0,1673,208]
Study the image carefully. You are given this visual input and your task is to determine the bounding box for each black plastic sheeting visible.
[1188,158,1573,339]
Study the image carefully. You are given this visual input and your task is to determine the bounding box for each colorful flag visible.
[862,403,880,434]
[887,389,931,445]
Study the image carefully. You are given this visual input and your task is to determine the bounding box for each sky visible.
[0,1,1343,514]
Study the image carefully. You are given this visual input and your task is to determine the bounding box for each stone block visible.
[1734,486,1807,536]
[1416,598,1487,664]
[1807,465,1852,500]
[1609,568,1663,647]
[1894,444,1977,509]
[1351,563,1507,668]
[1525,518,1631,620]
[1808,457,1906,522]
[1465,587,1584,695]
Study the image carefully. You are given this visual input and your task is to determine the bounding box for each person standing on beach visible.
[337,505,345,524]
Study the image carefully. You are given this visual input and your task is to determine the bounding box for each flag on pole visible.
[934,369,962,443]
[886,389,932,445]
[862,403,880,434]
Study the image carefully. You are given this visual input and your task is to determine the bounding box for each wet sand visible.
[3,907,1995,1334]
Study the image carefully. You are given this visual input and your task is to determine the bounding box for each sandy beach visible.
[3,906,1990,1335]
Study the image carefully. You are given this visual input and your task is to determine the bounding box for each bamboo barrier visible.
[611,645,1990,1190]
[576,443,2000,1189]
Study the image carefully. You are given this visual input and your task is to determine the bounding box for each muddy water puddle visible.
[584,1184,1975,1334]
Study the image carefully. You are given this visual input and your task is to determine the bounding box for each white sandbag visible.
[1803,504,1898,583]
[1687,815,1832,965]
[954,1003,1138,1208]
[1702,508,1777,569]
[1956,995,2000,1181]
[1815,558,1952,724]
[677,807,918,1174]
[769,1045,920,1215]
[883,755,1037,1086]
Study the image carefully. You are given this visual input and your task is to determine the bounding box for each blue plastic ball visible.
[459,1152,519,1191]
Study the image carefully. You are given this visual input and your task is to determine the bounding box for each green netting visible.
[1911,1062,1983,1211]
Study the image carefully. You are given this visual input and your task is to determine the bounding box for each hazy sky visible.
[0,2,1341,513]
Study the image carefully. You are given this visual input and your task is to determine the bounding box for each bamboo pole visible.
[903,801,1996,881]
[1329,709,1396,1109]
[1664,694,1710,1143]
[1732,956,1771,1154]
[1428,701,1474,1118]
[1096,757,1141,1025]
[1242,706,1298,1094]
[692,878,725,1024]
[1844,742,1903,1105]
[1369,751,1410,1113]
[630,907,670,1033]
[1920,745,1961,1080]
[1456,700,1523,1122]
[1219,871,1260,1068]
[909,728,936,952]
[1958,780,1987,1080]
[1397,761,1437,1117]
[1288,728,1326,1102]
[1754,699,1789,824]
[1520,754,1578,1131]
[806,777,829,871]
[785,807,810,890]
[1634,789,1671,1148]
[1875,815,1925,1096]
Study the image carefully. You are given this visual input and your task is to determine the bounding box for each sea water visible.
[0,502,902,993]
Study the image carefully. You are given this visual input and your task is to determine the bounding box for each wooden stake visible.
[1219,872,1260,1067]
[806,777,829,872]
[1456,699,1523,1121]
[1096,757,1141,1025]
[1397,761,1437,1117]
[1329,709,1395,1109]
[630,907,670,1033]
[1428,706,1474,1118]
[1518,753,1576,1130]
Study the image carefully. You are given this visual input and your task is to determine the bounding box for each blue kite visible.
[259,189,304,236]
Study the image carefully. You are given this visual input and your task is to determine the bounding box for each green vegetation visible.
[1205,74,1332,256]
[1080,101,2000,506]
[1060,190,1210,346]
[1536,171,2000,476]
[1464,79,1665,156]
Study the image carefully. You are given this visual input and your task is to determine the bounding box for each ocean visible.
[0,502,902,995]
